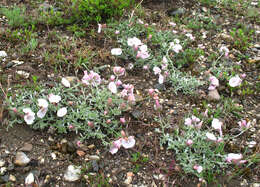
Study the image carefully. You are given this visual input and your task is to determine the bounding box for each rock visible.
[247,57,260,63]
[0,160,5,167]
[14,152,30,166]
[50,152,57,160]
[89,155,100,161]
[16,70,30,79]
[124,172,133,185]
[65,76,78,84]
[154,83,165,91]
[207,89,220,101]
[0,51,7,58]
[20,143,33,152]
[0,175,9,183]
[9,174,16,182]
[131,110,142,119]
[0,167,7,175]
[251,183,260,187]
[25,173,34,185]
[64,165,81,182]
[167,8,186,17]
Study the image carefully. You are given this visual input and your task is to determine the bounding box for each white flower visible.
[169,22,176,27]
[0,51,7,58]
[37,98,49,118]
[111,48,122,56]
[226,153,243,163]
[139,45,148,52]
[212,118,223,136]
[38,99,48,108]
[153,67,161,75]
[23,108,35,125]
[158,74,164,84]
[208,76,219,90]
[57,107,67,117]
[206,132,217,141]
[219,46,229,56]
[229,75,242,87]
[108,82,117,94]
[121,136,135,149]
[109,139,122,154]
[186,33,195,40]
[184,118,192,126]
[61,78,70,88]
[174,39,180,44]
[37,108,48,119]
[170,43,182,53]
[194,165,203,173]
[127,37,142,47]
[48,94,61,103]
[97,24,102,33]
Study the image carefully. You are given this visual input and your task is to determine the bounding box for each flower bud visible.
[120,117,126,124]
[88,121,94,128]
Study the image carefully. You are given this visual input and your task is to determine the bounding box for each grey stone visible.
[167,8,186,17]
[89,155,100,161]
[207,89,221,101]
[64,165,81,182]
[20,143,33,152]
[14,152,30,166]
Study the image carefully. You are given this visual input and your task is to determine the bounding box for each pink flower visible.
[37,108,48,119]
[186,139,193,146]
[77,141,81,147]
[113,66,125,76]
[212,118,223,136]
[208,76,219,90]
[184,118,192,126]
[238,119,250,130]
[240,73,246,78]
[115,30,120,35]
[229,75,242,87]
[48,94,61,104]
[193,165,203,173]
[136,50,150,59]
[219,46,229,57]
[108,82,117,94]
[68,124,74,129]
[109,139,122,154]
[148,89,154,97]
[153,67,161,75]
[116,80,122,86]
[143,65,149,70]
[120,89,128,97]
[203,109,208,117]
[23,108,35,125]
[128,94,136,105]
[110,75,115,81]
[154,99,162,111]
[57,107,67,117]
[88,121,94,128]
[226,153,246,164]
[82,71,101,86]
[111,48,122,56]
[61,77,70,88]
[121,136,135,149]
[120,117,126,124]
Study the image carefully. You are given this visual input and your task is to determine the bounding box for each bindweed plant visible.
[4,73,131,146]
[157,117,228,182]
[106,17,204,95]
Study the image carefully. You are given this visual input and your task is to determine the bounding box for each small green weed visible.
[230,28,254,51]
[71,0,135,25]
[0,6,32,28]
[131,152,149,173]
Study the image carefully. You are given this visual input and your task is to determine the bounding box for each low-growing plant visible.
[71,0,135,25]
[4,79,129,146]
[0,6,28,28]
[157,117,228,182]
[230,28,254,51]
